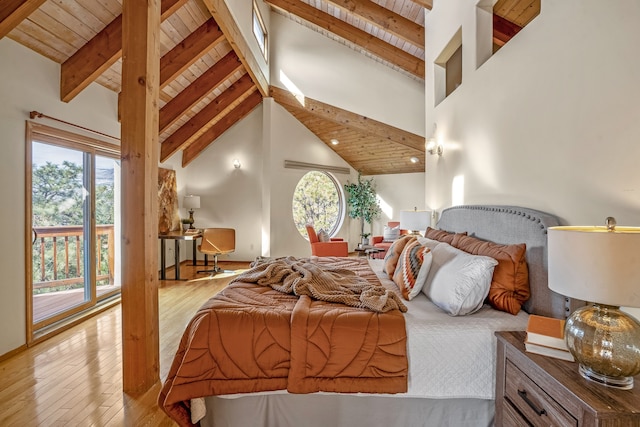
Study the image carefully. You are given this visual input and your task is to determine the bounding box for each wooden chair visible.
[305,224,348,257]
[197,228,236,276]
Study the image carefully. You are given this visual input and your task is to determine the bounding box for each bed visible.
[159,205,584,427]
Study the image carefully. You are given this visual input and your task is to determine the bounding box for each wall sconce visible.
[426,123,443,156]
[233,159,241,169]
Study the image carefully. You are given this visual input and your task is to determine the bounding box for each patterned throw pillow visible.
[317,229,330,242]
[383,235,416,278]
[393,239,433,300]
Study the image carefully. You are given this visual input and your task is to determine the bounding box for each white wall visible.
[425,0,640,318]
[425,0,640,226]
[0,38,120,356]
[366,173,427,238]
[269,12,425,137]
[174,105,264,262]
[263,99,357,257]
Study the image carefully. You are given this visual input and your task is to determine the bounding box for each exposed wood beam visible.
[202,0,268,96]
[182,90,263,167]
[493,13,522,47]
[120,0,160,394]
[0,0,47,40]
[270,85,424,152]
[60,0,188,103]
[266,0,424,79]
[159,17,225,88]
[160,74,256,162]
[409,0,432,10]
[325,0,423,48]
[159,50,243,133]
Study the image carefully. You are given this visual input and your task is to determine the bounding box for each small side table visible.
[495,330,640,426]
[354,245,384,259]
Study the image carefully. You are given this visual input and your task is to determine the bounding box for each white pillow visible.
[416,236,441,250]
[383,225,400,242]
[317,229,330,242]
[422,242,498,316]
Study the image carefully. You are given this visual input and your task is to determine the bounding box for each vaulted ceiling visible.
[1,0,539,175]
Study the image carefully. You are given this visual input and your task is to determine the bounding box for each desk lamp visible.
[400,208,430,235]
[183,195,200,229]
[548,217,640,389]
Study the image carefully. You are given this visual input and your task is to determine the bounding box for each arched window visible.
[292,171,344,239]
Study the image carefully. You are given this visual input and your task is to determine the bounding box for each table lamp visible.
[183,195,200,229]
[399,208,430,235]
[548,217,640,389]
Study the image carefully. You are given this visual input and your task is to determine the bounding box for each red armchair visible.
[305,225,348,257]
[370,221,408,259]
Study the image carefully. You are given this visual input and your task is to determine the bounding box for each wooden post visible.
[120,0,161,394]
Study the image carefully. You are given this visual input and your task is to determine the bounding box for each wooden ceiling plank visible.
[7,26,67,62]
[60,0,188,103]
[182,90,263,166]
[159,50,243,133]
[270,86,424,152]
[266,0,424,79]
[160,74,255,161]
[202,0,269,96]
[160,17,225,88]
[492,13,522,46]
[0,0,47,39]
[325,0,424,48]
[16,18,77,56]
[408,0,432,11]
[30,8,94,49]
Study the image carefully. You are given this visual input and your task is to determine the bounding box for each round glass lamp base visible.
[565,304,640,390]
[578,364,634,390]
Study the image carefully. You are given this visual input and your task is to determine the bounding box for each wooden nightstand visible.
[495,331,640,426]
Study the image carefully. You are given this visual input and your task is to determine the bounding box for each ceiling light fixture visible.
[410,156,419,163]
[330,138,339,145]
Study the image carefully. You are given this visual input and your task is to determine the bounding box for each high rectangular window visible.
[253,1,268,60]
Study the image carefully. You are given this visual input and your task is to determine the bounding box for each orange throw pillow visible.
[425,227,465,244]
[451,234,529,315]
[383,235,416,278]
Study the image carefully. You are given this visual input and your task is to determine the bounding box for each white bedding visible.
[370,259,529,400]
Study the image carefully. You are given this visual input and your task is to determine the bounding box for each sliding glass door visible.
[27,123,121,336]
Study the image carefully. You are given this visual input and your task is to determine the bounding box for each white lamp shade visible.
[183,195,200,210]
[399,210,430,233]
[548,226,640,308]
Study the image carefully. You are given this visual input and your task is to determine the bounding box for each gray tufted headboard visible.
[436,205,584,319]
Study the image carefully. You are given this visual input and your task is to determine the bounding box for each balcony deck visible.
[33,284,121,323]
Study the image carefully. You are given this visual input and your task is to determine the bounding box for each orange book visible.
[526,314,568,351]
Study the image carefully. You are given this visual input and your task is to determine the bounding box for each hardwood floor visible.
[0,261,250,426]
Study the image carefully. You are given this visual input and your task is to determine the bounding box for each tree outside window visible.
[292,171,343,239]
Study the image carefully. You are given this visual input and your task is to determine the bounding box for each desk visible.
[158,230,202,280]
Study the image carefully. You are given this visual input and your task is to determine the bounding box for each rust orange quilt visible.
[159,257,407,426]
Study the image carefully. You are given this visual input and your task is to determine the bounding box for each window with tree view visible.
[292,171,344,239]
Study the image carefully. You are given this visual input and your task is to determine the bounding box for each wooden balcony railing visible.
[32,225,115,291]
